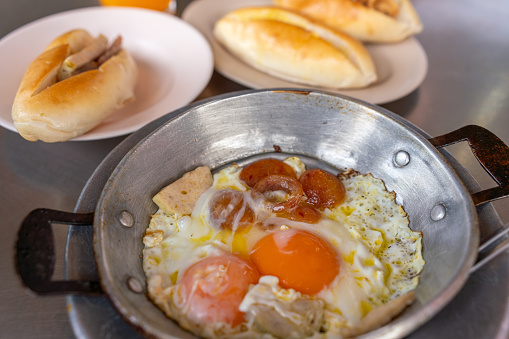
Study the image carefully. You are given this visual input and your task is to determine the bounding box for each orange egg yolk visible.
[250,229,339,295]
[180,254,260,327]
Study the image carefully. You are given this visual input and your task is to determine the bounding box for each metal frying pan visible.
[16,89,509,338]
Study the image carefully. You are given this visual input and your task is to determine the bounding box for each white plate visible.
[182,0,428,105]
[0,6,213,141]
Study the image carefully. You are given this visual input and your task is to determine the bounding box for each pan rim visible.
[92,88,480,339]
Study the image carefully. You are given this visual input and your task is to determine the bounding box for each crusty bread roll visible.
[12,29,138,142]
[213,7,376,89]
[274,0,423,43]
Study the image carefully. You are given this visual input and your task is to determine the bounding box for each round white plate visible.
[182,0,428,105]
[0,6,213,141]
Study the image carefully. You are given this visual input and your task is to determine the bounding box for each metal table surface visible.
[1,0,508,338]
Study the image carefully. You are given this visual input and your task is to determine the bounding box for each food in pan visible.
[273,0,423,43]
[12,29,138,143]
[143,157,425,338]
[213,7,377,89]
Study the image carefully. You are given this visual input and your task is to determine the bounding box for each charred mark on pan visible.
[272,90,312,95]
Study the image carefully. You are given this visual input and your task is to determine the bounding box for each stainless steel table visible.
[2,0,508,338]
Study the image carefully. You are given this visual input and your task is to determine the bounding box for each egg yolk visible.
[180,254,260,327]
[250,229,339,295]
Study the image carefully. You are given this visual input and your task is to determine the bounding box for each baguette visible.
[213,7,376,89]
[274,0,423,43]
[12,29,138,142]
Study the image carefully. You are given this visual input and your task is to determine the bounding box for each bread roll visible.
[213,7,376,89]
[12,29,138,142]
[274,0,423,43]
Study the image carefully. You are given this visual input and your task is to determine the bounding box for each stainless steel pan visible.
[16,89,509,339]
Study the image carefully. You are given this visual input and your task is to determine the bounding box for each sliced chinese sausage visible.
[278,204,322,224]
[252,174,303,212]
[299,169,346,210]
[209,189,255,230]
[240,159,297,187]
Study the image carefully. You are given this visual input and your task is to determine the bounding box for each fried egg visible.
[143,157,424,338]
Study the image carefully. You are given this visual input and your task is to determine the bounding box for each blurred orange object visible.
[100,0,171,11]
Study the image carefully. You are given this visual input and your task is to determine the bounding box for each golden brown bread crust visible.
[274,0,423,43]
[44,29,95,54]
[213,7,376,89]
[11,29,138,142]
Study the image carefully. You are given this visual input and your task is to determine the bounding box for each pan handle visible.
[16,208,103,295]
[428,125,509,206]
